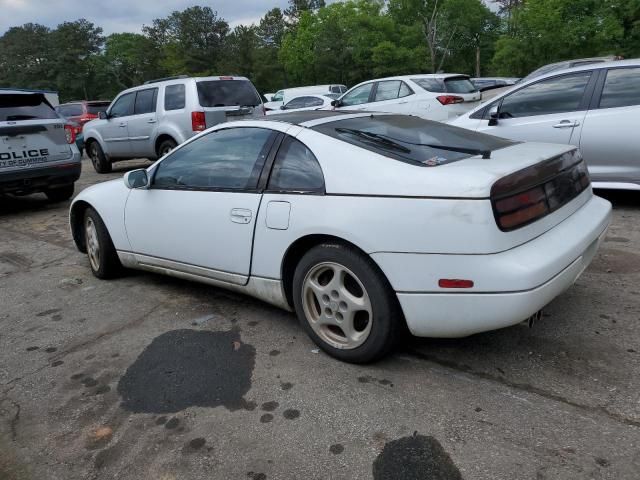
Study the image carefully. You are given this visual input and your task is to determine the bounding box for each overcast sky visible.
[0,0,497,35]
[0,1,327,34]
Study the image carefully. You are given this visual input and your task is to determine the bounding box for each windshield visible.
[87,102,110,115]
[0,94,59,122]
[313,114,514,166]
[197,80,261,108]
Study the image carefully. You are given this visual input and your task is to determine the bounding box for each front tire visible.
[84,207,122,279]
[292,243,402,363]
[88,141,112,174]
[45,184,74,202]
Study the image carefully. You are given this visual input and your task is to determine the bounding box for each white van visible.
[264,84,347,111]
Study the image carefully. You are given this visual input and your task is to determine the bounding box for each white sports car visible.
[70,111,611,363]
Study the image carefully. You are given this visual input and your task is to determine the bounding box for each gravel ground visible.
[1,157,639,480]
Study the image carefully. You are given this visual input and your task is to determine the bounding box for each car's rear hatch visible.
[441,76,482,117]
[196,78,264,128]
[0,93,73,174]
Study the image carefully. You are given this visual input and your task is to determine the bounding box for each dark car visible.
[1,91,82,202]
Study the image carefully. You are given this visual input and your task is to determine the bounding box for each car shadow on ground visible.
[594,188,640,208]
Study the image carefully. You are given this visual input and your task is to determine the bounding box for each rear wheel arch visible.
[280,234,399,310]
[70,200,92,253]
[155,134,178,157]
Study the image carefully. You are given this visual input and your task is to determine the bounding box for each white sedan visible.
[70,111,611,363]
[331,74,482,122]
[267,94,338,115]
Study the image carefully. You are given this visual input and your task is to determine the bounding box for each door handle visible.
[230,208,252,224]
[552,120,580,128]
[119,123,127,128]
[147,119,157,124]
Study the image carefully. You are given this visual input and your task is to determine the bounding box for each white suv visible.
[331,74,482,121]
[83,75,264,173]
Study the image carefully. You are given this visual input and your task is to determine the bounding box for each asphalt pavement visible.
[1,158,639,479]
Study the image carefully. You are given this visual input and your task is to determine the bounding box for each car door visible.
[368,80,414,114]
[335,82,375,112]
[124,126,278,285]
[579,66,640,185]
[127,87,158,158]
[102,92,135,158]
[475,71,595,145]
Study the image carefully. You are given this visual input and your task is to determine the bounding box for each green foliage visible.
[491,0,640,76]
[0,1,638,101]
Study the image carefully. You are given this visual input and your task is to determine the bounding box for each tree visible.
[143,6,229,75]
[285,0,327,20]
[491,0,634,76]
[103,33,164,91]
[0,23,53,90]
[48,19,104,100]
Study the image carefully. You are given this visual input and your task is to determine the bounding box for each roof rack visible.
[144,75,190,85]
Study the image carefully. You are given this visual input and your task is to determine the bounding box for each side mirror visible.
[98,111,108,120]
[124,169,149,189]
[488,106,499,126]
[280,105,286,110]
[331,100,340,107]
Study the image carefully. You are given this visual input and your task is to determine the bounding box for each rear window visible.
[87,103,110,115]
[197,80,261,108]
[313,114,514,166]
[599,68,640,109]
[58,104,83,117]
[0,94,58,122]
[443,77,478,93]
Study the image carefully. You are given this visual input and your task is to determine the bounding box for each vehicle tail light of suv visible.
[64,124,77,144]
[191,111,207,132]
[491,151,590,231]
[436,95,464,105]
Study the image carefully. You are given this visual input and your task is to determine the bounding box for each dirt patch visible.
[588,249,640,275]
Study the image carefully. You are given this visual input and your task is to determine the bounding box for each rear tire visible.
[45,184,74,202]
[292,243,402,363]
[157,139,177,158]
[88,141,112,174]
[84,207,122,279]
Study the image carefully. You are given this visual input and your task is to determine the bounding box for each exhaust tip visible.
[524,310,543,328]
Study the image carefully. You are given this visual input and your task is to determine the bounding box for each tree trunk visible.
[475,45,481,77]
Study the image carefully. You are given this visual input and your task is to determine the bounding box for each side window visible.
[412,78,445,93]
[109,93,135,118]
[164,84,186,111]
[284,97,307,109]
[499,72,592,118]
[305,97,324,107]
[153,127,273,190]
[374,81,402,102]
[272,91,284,102]
[399,82,413,98]
[599,68,640,109]
[268,137,324,192]
[341,83,374,106]
[134,88,158,115]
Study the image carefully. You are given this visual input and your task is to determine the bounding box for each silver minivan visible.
[83,75,264,173]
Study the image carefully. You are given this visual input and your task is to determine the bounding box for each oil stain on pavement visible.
[372,434,463,480]
[117,329,255,413]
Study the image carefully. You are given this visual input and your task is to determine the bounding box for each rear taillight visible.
[491,151,590,231]
[191,111,206,132]
[436,95,464,105]
[64,124,76,144]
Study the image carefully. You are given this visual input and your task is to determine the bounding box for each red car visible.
[56,100,111,126]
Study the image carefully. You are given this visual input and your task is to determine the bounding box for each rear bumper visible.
[0,154,81,194]
[375,195,612,337]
